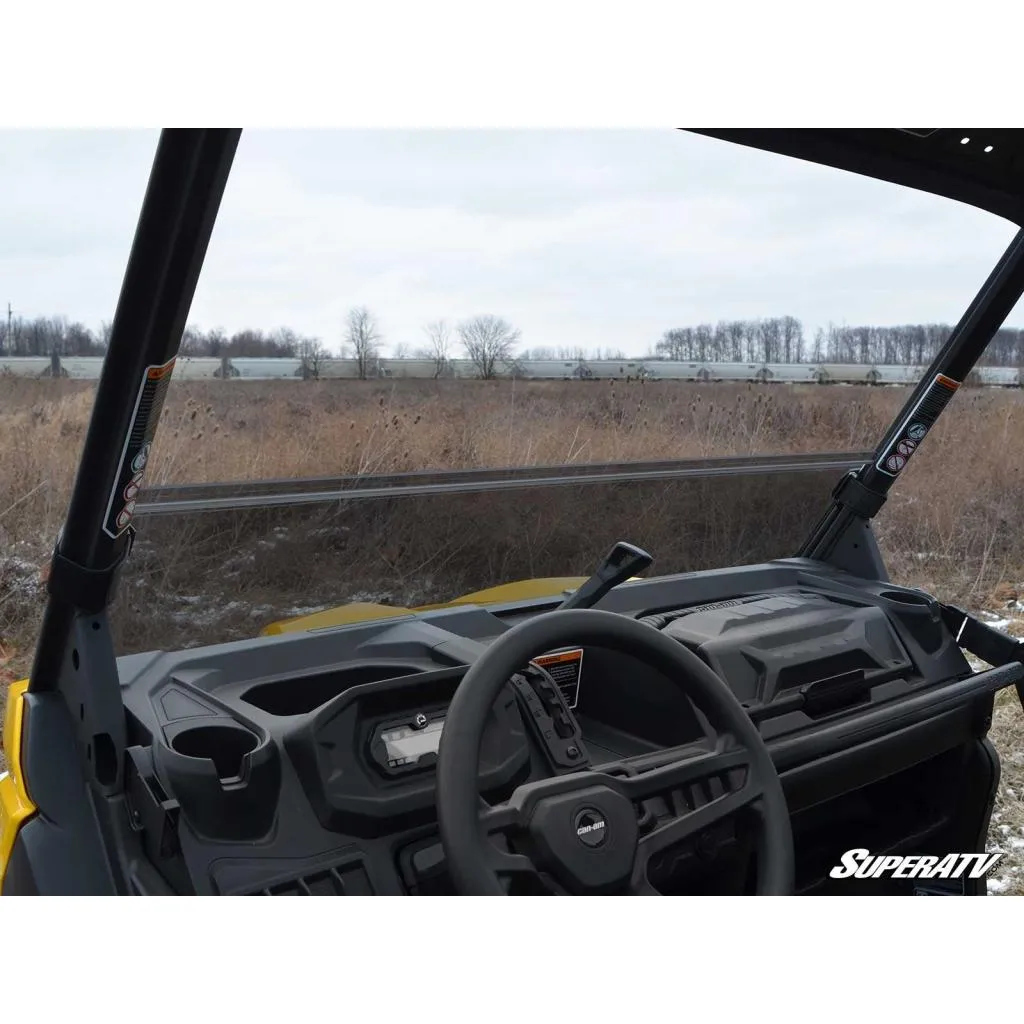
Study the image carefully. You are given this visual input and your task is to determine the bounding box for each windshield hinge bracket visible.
[831,470,887,519]
[47,527,135,615]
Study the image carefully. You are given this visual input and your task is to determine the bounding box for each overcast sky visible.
[2,129,1022,356]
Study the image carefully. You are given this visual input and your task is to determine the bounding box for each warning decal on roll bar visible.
[532,647,584,709]
[875,373,960,478]
[102,357,177,539]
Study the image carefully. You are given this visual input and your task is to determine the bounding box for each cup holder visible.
[879,589,932,608]
[170,725,258,783]
[878,588,943,653]
[157,720,280,842]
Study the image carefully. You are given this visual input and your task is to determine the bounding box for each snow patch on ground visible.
[986,824,1024,894]
[345,590,399,605]
[222,552,257,576]
[0,556,43,602]
[982,616,1013,631]
[168,598,248,628]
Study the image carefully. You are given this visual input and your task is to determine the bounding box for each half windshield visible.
[0,129,1021,656]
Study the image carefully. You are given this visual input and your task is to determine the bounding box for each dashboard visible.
[115,556,992,895]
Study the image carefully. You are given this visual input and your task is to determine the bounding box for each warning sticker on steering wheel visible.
[532,647,584,709]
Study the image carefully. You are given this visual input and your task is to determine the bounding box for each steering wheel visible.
[436,608,794,895]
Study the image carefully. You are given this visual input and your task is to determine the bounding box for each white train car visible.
[588,360,652,379]
[873,364,924,386]
[0,357,51,377]
[704,362,763,382]
[436,358,479,379]
[976,365,1019,387]
[378,358,438,379]
[647,362,705,381]
[227,357,303,379]
[53,358,100,379]
[173,357,222,380]
[811,363,879,384]
[448,359,477,379]
[507,360,577,379]
[761,364,819,384]
[2,355,1022,387]
[319,358,445,379]
[319,359,359,379]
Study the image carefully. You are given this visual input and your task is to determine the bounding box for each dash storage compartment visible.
[240,663,422,716]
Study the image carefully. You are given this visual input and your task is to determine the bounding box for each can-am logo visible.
[830,848,1003,880]
[574,808,609,848]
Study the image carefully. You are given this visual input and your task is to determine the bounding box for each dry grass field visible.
[5,375,1024,602]
[1,374,1023,892]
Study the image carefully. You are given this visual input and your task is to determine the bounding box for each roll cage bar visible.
[19,130,1024,889]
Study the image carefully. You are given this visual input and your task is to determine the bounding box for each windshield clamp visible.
[831,470,887,519]
[46,526,135,615]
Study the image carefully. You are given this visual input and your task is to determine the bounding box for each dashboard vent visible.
[251,862,373,896]
[639,596,765,631]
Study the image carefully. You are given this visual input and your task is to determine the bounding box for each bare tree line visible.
[337,309,523,380]
[520,345,629,361]
[0,306,522,380]
[337,309,522,380]
[0,315,108,358]
[180,326,324,360]
[657,317,806,363]
[6,308,1024,370]
[656,318,1024,366]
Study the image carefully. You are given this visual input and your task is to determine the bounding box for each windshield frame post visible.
[799,225,1024,565]
[28,129,240,694]
[13,128,240,895]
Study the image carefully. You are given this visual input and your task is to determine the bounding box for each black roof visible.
[687,129,1024,225]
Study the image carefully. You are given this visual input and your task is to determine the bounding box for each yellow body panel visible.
[261,577,592,636]
[0,679,35,890]
[261,576,648,636]
[261,602,417,635]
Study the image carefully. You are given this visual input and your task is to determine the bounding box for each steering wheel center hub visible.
[527,783,638,892]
